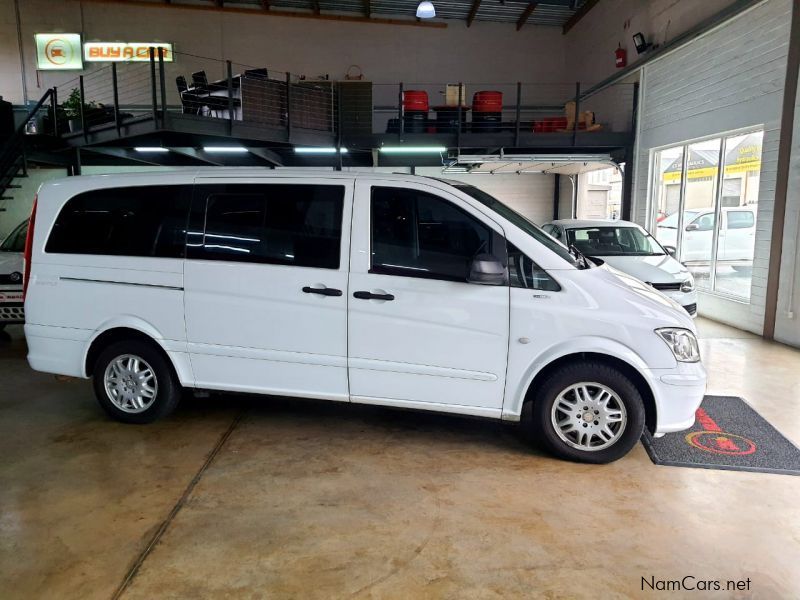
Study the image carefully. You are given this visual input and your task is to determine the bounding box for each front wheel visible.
[528,362,645,463]
[92,340,181,424]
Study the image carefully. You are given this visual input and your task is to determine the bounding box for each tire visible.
[92,339,181,424]
[528,361,645,464]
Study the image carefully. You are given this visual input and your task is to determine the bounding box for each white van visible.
[24,170,706,463]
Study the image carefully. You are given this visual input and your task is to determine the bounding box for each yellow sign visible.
[84,42,174,62]
[35,33,83,70]
[662,161,760,183]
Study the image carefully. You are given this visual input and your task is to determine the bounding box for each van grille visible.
[684,303,697,316]
[648,282,682,291]
[0,303,24,322]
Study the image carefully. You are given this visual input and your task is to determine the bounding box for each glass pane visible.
[680,138,722,290]
[713,131,762,299]
[371,187,494,282]
[653,146,684,254]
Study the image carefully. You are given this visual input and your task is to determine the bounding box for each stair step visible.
[5,184,21,189]
[0,197,13,200]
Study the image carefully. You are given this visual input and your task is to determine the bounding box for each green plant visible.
[62,87,98,119]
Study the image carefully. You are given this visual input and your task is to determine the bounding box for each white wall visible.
[632,0,791,335]
[3,0,567,105]
[564,0,739,86]
[0,0,23,103]
[774,58,800,347]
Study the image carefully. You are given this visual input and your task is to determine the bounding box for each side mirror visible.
[664,245,677,258]
[468,254,506,286]
[685,223,699,232]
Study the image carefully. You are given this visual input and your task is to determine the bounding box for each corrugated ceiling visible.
[217,0,587,27]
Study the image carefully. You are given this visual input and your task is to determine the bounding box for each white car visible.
[656,207,756,266]
[0,219,27,330]
[542,219,698,317]
[24,170,706,463]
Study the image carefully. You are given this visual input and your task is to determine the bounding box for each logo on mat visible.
[685,408,756,456]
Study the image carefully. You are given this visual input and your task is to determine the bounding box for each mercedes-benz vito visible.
[23,170,706,463]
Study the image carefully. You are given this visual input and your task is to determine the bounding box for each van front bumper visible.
[648,360,707,435]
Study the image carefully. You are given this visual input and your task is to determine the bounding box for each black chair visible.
[176,75,202,115]
[191,71,209,90]
[244,68,269,80]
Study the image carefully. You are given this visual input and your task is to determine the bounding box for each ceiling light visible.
[416,1,436,19]
[135,147,168,152]
[380,146,446,154]
[203,146,248,153]
[294,147,348,154]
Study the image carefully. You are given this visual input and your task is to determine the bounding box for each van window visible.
[726,210,754,229]
[190,184,344,269]
[370,187,500,283]
[45,185,192,258]
[508,243,560,291]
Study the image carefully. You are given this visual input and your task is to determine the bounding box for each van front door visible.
[183,179,352,400]
[347,181,509,415]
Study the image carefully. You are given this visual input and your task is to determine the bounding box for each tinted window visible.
[46,185,191,258]
[190,184,344,269]
[371,187,499,282]
[450,183,580,268]
[508,243,560,291]
[727,210,754,229]
[1,220,28,253]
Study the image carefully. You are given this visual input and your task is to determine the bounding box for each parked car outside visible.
[24,170,706,464]
[655,207,756,268]
[0,219,27,330]
[542,219,697,317]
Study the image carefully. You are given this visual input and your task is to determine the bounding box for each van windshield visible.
[450,183,580,268]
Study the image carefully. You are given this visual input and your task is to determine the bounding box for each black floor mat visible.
[641,395,800,476]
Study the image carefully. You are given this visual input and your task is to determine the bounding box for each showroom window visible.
[651,129,763,301]
[370,186,498,282]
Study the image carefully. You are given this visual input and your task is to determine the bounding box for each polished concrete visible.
[1,319,799,599]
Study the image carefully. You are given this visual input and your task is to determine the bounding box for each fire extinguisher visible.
[615,44,627,68]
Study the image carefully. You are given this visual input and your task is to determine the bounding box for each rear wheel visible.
[92,340,181,424]
[528,361,645,463]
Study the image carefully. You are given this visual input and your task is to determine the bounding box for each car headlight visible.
[680,276,695,293]
[655,328,700,362]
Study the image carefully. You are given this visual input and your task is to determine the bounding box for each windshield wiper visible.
[568,244,591,269]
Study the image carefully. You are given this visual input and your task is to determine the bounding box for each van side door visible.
[347,180,510,415]
[183,178,353,400]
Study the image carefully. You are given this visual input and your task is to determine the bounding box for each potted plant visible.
[62,88,98,133]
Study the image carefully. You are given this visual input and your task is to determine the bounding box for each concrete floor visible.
[1,319,799,599]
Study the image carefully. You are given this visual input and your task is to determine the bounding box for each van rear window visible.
[45,185,192,258]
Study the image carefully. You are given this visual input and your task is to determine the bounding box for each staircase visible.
[0,89,56,214]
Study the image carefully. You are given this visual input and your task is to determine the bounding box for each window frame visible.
[44,184,193,259]
[368,184,507,284]
[187,182,347,270]
[648,125,764,301]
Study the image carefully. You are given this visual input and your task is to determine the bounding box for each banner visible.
[84,42,174,62]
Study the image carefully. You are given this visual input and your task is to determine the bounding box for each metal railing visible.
[37,48,637,148]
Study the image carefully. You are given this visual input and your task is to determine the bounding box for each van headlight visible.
[655,328,700,362]
[680,276,695,293]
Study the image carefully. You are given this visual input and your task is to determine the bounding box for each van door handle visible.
[353,291,395,301]
[302,286,342,296]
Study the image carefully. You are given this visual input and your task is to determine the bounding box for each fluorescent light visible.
[379,146,446,154]
[416,1,436,18]
[135,147,169,152]
[294,147,348,154]
[203,146,248,153]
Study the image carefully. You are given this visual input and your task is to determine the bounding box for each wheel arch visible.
[83,322,192,386]
[517,351,658,435]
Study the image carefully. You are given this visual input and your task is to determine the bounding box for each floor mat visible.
[641,395,800,476]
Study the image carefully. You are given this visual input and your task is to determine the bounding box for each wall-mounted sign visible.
[84,42,174,62]
[35,33,83,70]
